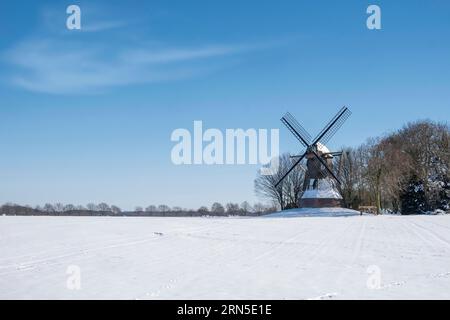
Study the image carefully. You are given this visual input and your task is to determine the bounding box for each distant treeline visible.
[0,201,277,217]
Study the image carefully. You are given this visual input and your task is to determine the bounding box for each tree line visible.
[255,120,450,214]
[2,120,447,217]
[0,201,276,217]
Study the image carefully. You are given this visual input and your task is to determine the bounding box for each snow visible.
[1,214,450,299]
[425,209,447,215]
[302,179,343,199]
[264,207,361,217]
[316,142,330,154]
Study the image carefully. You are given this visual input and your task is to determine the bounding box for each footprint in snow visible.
[380,281,406,289]
[308,292,338,300]
[16,265,35,271]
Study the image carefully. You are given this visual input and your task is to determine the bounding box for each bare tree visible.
[43,203,55,213]
[145,205,157,212]
[86,203,98,211]
[54,203,64,212]
[197,206,209,214]
[211,202,225,215]
[111,205,121,214]
[255,153,305,210]
[252,202,265,214]
[158,205,170,212]
[336,149,357,208]
[98,202,110,212]
[240,201,252,213]
[63,204,76,212]
[225,203,239,214]
[135,206,144,212]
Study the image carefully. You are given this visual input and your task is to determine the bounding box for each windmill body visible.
[300,144,343,208]
[276,107,351,209]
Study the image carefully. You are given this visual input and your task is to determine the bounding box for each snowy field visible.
[1,214,450,299]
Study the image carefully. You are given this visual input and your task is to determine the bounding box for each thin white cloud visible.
[122,45,247,64]
[2,3,292,94]
[2,38,252,94]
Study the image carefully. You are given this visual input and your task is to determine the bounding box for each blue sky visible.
[0,0,449,210]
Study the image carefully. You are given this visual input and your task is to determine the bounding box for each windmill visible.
[276,106,351,208]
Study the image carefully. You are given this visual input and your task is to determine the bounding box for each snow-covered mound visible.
[264,207,362,217]
[301,187,342,199]
[316,142,330,154]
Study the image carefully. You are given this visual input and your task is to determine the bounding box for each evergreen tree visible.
[437,177,450,211]
[400,176,428,214]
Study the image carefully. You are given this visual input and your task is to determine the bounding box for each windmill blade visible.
[281,113,311,148]
[312,154,343,182]
[323,151,343,157]
[305,152,335,180]
[275,152,307,188]
[337,152,349,179]
[310,149,341,185]
[284,112,313,144]
[312,107,351,146]
[288,157,307,171]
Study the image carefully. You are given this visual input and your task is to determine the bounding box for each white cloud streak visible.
[2,38,251,94]
[2,3,291,95]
